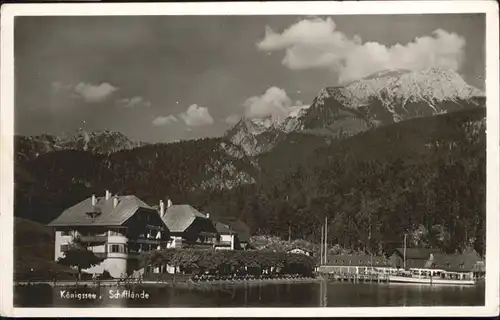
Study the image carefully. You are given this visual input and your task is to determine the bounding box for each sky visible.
[15,14,485,143]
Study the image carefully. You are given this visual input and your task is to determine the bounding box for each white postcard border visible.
[1,1,498,317]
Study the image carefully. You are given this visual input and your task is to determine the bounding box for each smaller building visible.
[158,200,218,249]
[212,219,237,250]
[206,215,252,250]
[214,217,251,250]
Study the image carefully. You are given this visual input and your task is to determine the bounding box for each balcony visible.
[217,240,233,246]
[79,235,108,243]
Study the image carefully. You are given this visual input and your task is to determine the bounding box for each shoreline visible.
[15,276,322,289]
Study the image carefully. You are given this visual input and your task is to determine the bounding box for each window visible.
[61,230,71,236]
[459,263,464,268]
[109,244,125,253]
[60,244,70,252]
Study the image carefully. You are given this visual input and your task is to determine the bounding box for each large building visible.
[48,191,170,278]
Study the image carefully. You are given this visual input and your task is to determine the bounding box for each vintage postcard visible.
[1,1,499,318]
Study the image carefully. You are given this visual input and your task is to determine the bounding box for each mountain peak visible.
[16,130,145,160]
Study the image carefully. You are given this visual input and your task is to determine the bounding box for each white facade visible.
[215,233,235,250]
[167,236,183,249]
[54,228,130,278]
[54,230,76,261]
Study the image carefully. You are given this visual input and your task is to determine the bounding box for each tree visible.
[57,245,104,282]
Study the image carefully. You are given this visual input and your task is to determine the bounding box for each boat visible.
[385,234,476,285]
[387,273,475,285]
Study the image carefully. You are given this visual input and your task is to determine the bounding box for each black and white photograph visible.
[1,1,499,317]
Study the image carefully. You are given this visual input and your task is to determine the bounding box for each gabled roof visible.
[213,221,234,235]
[218,218,251,242]
[426,251,482,272]
[326,254,390,267]
[48,195,155,227]
[160,204,209,233]
[393,248,442,260]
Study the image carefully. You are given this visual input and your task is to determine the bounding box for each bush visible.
[101,270,113,280]
[140,248,315,277]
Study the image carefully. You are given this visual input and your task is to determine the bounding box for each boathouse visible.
[389,247,442,269]
[319,253,392,274]
[421,250,483,280]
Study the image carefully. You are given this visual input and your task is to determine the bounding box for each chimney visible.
[113,196,119,208]
[105,190,111,200]
[160,200,165,216]
[91,194,96,206]
[167,199,172,208]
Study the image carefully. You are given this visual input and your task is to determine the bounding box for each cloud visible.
[243,87,309,122]
[152,115,178,126]
[51,81,72,92]
[118,96,152,108]
[180,104,214,127]
[257,17,466,83]
[53,81,118,103]
[73,82,118,103]
[225,114,242,125]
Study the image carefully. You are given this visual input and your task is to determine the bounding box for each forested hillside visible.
[14,108,486,256]
[14,137,257,224]
[184,108,486,256]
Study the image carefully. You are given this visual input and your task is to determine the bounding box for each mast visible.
[320,225,324,265]
[288,224,291,243]
[369,214,372,267]
[403,233,407,270]
[324,216,328,265]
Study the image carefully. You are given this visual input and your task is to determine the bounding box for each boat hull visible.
[388,275,475,285]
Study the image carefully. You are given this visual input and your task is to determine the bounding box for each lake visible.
[14,281,485,308]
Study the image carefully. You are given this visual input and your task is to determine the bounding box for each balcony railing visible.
[79,235,108,243]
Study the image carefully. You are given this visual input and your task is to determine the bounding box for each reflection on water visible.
[14,281,485,308]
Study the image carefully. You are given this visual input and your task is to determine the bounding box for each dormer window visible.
[86,207,101,219]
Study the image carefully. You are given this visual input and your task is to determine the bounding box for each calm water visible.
[14,281,485,308]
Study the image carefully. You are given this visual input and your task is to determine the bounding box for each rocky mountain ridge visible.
[223,68,485,157]
[15,129,146,161]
